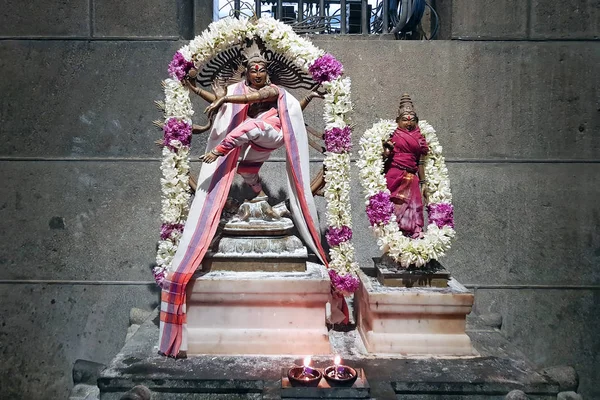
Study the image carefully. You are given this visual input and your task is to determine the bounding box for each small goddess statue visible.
[383,94,429,238]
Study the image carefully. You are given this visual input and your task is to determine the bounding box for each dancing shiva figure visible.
[158,40,348,358]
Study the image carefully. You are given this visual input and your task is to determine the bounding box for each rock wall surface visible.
[0,0,598,398]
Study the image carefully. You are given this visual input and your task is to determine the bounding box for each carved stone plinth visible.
[206,234,308,272]
[186,262,332,355]
[375,257,451,288]
[356,271,476,356]
[204,197,308,272]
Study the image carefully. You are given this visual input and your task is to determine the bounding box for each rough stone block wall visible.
[0,2,200,399]
[450,0,530,39]
[438,0,599,40]
[0,1,598,399]
[429,1,600,397]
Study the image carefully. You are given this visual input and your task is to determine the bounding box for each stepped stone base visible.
[185,262,331,355]
[98,307,562,399]
[356,271,476,356]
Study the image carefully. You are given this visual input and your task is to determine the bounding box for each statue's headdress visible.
[397,93,417,119]
[241,41,268,68]
[196,37,315,90]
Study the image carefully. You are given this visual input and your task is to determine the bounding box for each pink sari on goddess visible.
[384,126,429,238]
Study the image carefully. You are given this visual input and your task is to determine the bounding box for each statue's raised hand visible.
[182,68,199,89]
[309,82,326,99]
[300,83,325,111]
[204,97,226,119]
[212,79,226,99]
[311,88,326,100]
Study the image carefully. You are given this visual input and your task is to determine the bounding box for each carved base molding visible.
[205,235,308,272]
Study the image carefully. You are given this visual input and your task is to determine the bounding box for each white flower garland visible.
[357,120,455,268]
[155,17,358,288]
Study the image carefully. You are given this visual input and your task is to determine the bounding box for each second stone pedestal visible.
[356,271,476,356]
[185,262,331,355]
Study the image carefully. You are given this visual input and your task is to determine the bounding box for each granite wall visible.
[0,0,598,398]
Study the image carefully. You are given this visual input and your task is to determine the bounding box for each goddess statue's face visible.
[397,112,417,131]
[247,62,268,88]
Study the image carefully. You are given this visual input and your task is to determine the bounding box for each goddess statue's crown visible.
[397,93,417,118]
[242,41,268,67]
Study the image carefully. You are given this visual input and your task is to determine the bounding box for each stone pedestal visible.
[185,262,331,355]
[99,309,564,400]
[356,271,476,356]
[205,197,308,272]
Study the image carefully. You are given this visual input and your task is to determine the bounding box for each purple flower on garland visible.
[329,269,359,293]
[326,225,353,247]
[324,126,352,153]
[309,53,343,83]
[168,51,194,81]
[153,267,167,288]
[160,223,185,240]
[163,118,192,150]
[366,191,394,226]
[427,203,455,228]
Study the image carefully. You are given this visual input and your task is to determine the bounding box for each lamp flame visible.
[303,356,311,367]
[334,355,341,365]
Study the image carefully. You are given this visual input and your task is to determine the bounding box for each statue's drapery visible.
[384,126,429,238]
[158,82,327,356]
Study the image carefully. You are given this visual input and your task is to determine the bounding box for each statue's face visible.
[398,112,417,131]
[247,62,268,88]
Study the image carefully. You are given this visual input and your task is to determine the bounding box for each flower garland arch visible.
[154,17,359,293]
[357,119,455,268]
